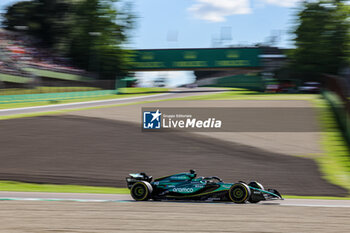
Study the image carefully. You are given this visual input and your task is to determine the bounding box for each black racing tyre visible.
[248,181,264,203]
[229,183,251,204]
[130,181,153,201]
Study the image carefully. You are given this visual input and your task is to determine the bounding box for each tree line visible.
[282,0,350,81]
[2,0,350,82]
[2,0,134,79]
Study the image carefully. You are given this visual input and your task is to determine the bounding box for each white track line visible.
[279,203,350,208]
[0,197,130,202]
[0,93,172,113]
[1,197,350,208]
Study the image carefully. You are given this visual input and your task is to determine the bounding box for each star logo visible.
[143,109,162,129]
[151,109,162,122]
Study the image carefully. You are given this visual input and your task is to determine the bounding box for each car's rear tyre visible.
[131,181,153,201]
[229,183,251,204]
[248,181,264,203]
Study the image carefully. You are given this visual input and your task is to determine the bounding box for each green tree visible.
[292,0,350,79]
[2,0,134,79]
[68,0,134,78]
[3,0,71,46]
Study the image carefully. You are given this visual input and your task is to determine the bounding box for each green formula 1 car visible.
[126,170,283,203]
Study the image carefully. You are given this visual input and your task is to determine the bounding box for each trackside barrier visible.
[200,74,265,92]
[0,90,118,104]
[322,74,350,147]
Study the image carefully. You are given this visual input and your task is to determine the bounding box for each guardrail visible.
[322,74,350,147]
[0,90,117,104]
[23,67,92,82]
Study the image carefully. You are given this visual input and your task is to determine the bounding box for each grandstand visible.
[0,29,92,89]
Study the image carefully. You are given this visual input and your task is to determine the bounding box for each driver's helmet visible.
[189,169,196,178]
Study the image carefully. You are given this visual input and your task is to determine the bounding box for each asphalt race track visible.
[1,192,350,208]
[1,89,349,232]
[0,193,349,232]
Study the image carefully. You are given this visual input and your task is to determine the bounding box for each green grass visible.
[0,97,165,120]
[0,73,32,84]
[118,87,169,94]
[0,181,348,200]
[0,181,349,199]
[168,90,319,101]
[0,98,166,120]
[0,110,76,120]
[0,181,129,194]
[312,98,350,194]
[0,92,158,110]
[0,87,101,96]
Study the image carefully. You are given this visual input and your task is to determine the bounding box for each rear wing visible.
[126,173,152,189]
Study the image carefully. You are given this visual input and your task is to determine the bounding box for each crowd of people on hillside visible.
[0,44,32,77]
[0,29,86,77]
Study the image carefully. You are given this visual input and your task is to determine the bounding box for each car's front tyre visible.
[229,183,251,204]
[130,181,153,201]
